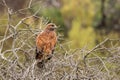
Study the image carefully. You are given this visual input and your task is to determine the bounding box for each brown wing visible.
[44,31,57,60]
[35,32,48,60]
[50,32,57,54]
[35,31,57,61]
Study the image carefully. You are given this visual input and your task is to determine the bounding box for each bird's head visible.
[45,23,57,31]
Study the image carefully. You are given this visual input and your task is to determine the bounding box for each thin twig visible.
[84,38,109,66]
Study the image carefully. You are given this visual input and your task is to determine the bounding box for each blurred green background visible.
[0,0,120,49]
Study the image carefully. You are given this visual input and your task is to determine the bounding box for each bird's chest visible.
[44,33,55,42]
[47,32,54,39]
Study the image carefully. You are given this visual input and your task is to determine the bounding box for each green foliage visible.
[69,20,96,49]
[30,5,66,35]
[61,0,96,48]
[41,7,66,33]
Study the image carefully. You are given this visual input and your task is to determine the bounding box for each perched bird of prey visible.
[35,23,57,68]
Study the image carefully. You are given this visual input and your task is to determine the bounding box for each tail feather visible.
[35,47,39,59]
[35,47,43,59]
[37,61,44,68]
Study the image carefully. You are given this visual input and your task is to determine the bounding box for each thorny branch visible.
[84,38,109,66]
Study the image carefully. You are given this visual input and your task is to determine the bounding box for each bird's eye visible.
[51,25,54,27]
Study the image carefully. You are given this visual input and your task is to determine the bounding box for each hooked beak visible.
[53,26,57,29]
